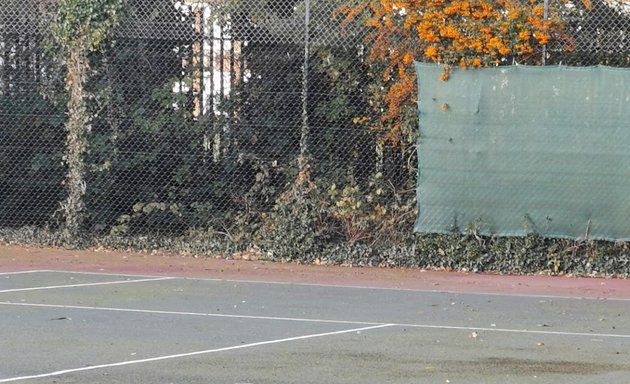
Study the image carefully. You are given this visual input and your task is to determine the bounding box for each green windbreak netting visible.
[415,63,630,241]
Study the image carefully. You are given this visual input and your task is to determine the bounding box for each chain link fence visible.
[548,0,630,65]
[1,0,630,260]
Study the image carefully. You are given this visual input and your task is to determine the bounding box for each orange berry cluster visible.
[337,0,565,144]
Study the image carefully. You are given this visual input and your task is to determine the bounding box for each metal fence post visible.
[543,0,548,65]
[299,0,311,169]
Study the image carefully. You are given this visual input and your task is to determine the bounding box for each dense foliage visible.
[1,0,630,276]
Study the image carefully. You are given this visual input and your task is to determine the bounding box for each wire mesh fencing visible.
[548,0,630,65]
[1,0,630,260]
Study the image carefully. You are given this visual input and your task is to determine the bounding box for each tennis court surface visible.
[1,247,630,383]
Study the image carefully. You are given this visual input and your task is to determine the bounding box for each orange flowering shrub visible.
[337,0,569,144]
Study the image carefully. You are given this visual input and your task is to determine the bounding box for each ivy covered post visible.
[51,0,124,243]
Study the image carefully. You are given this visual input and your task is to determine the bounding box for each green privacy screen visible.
[415,63,630,241]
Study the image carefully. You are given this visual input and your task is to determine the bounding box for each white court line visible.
[0,277,174,294]
[396,323,630,339]
[40,269,630,302]
[2,301,630,340]
[216,279,630,302]
[0,301,383,326]
[37,269,192,279]
[0,324,393,383]
[0,270,50,276]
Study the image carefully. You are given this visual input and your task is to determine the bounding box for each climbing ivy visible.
[49,0,124,243]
